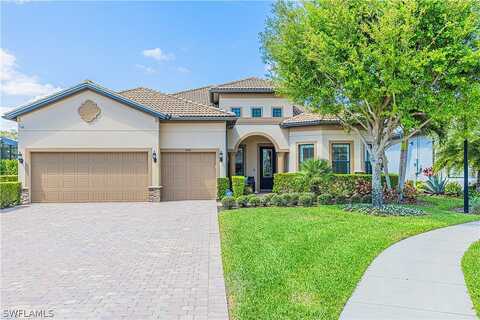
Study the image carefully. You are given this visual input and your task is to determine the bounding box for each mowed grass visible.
[462,240,480,317]
[219,196,480,320]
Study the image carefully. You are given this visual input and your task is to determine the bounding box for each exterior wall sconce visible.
[219,151,224,163]
[152,150,157,163]
[18,152,24,164]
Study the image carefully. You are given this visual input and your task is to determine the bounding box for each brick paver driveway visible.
[1,201,228,320]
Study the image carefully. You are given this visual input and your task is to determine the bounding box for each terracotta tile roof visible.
[210,77,274,93]
[281,113,339,127]
[118,87,235,119]
[172,85,214,106]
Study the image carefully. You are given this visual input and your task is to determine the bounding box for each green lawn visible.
[462,240,480,317]
[219,196,480,320]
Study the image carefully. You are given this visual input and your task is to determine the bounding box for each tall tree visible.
[261,0,480,207]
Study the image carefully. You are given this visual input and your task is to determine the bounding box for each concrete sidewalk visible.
[340,221,480,320]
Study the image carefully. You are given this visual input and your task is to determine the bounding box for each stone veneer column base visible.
[21,188,30,204]
[148,186,162,202]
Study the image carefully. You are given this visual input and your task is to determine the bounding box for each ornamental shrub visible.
[0,182,21,209]
[471,197,480,214]
[217,177,230,200]
[271,194,288,206]
[231,176,246,198]
[445,181,462,196]
[298,194,314,207]
[317,194,333,205]
[288,193,300,206]
[248,195,261,207]
[349,194,362,204]
[221,196,236,210]
[0,175,18,182]
[260,193,274,206]
[236,195,249,208]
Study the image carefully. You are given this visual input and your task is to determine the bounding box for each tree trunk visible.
[371,157,384,208]
[382,152,392,190]
[397,137,409,202]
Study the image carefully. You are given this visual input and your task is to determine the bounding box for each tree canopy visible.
[261,0,480,206]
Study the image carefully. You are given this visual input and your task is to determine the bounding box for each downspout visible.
[225,122,228,177]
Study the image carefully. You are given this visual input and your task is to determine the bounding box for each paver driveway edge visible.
[1,201,229,320]
[340,221,480,320]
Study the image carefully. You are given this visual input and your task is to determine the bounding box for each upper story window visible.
[272,107,283,118]
[332,142,351,174]
[298,144,315,169]
[231,107,241,117]
[251,107,263,118]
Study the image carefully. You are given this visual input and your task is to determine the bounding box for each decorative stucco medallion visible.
[78,100,101,123]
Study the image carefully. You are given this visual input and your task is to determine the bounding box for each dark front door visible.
[259,146,276,191]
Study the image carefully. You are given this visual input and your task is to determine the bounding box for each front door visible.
[259,146,276,191]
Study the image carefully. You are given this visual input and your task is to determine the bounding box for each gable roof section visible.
[2,81,170,121]
[172,85,214,106]
[281,113,339,128]
[119,87,235,119]
[209,77,274,93]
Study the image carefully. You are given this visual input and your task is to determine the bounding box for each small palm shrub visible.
[317,194,333,205]
[221,196,236,210]
[248,195,261,207]
[236,195,249,208]
[445,182,462,196]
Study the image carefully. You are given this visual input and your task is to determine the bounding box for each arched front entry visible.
[228,133,287,192]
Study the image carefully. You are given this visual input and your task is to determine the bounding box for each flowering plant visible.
[423,167,434,177]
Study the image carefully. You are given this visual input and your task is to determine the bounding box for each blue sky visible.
[0,1,273,130]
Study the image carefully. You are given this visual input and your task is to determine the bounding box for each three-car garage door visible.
[161,151,216,201]
[31,152,149,202]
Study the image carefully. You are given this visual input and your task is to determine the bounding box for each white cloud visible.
[0,48,61,98]
[177,66,190,74]
[142,48,175,61]
[135,64,156,74]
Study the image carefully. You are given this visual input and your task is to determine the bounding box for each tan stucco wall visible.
[288,127,364,172]
[218,94,294,118]
[17,89,160,188]
[159,121,227,177]
[228,124,289,152]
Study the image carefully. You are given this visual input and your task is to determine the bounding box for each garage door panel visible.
[31,152,148,203]
[161,151,216,201]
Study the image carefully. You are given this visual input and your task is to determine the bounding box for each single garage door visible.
[31,152,148,202]
[161,151,216,201]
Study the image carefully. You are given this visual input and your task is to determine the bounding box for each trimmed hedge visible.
[217,177,230,200]
[0,175,18,182]
[272,173,305,193]
[1,182,21,208]
[273,172,399,197]
[0,160,18,175]
[231,176,245,198]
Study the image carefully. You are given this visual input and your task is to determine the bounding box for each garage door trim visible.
[25,148,153,191]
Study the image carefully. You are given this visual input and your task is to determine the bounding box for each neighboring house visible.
[384,135,477,187]
[0,136,18,160]
[3,77,367,203]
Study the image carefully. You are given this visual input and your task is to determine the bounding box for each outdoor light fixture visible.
[152,150,157,163]
[219,151,224,162]
[17,152,24,164]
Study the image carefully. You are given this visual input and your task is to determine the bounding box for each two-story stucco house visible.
[3,77,367,203]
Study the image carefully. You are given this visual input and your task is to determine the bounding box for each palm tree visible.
[434,130,480,192]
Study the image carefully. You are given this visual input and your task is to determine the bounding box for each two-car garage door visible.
[30,151,217,202]
[31,152,149,202]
